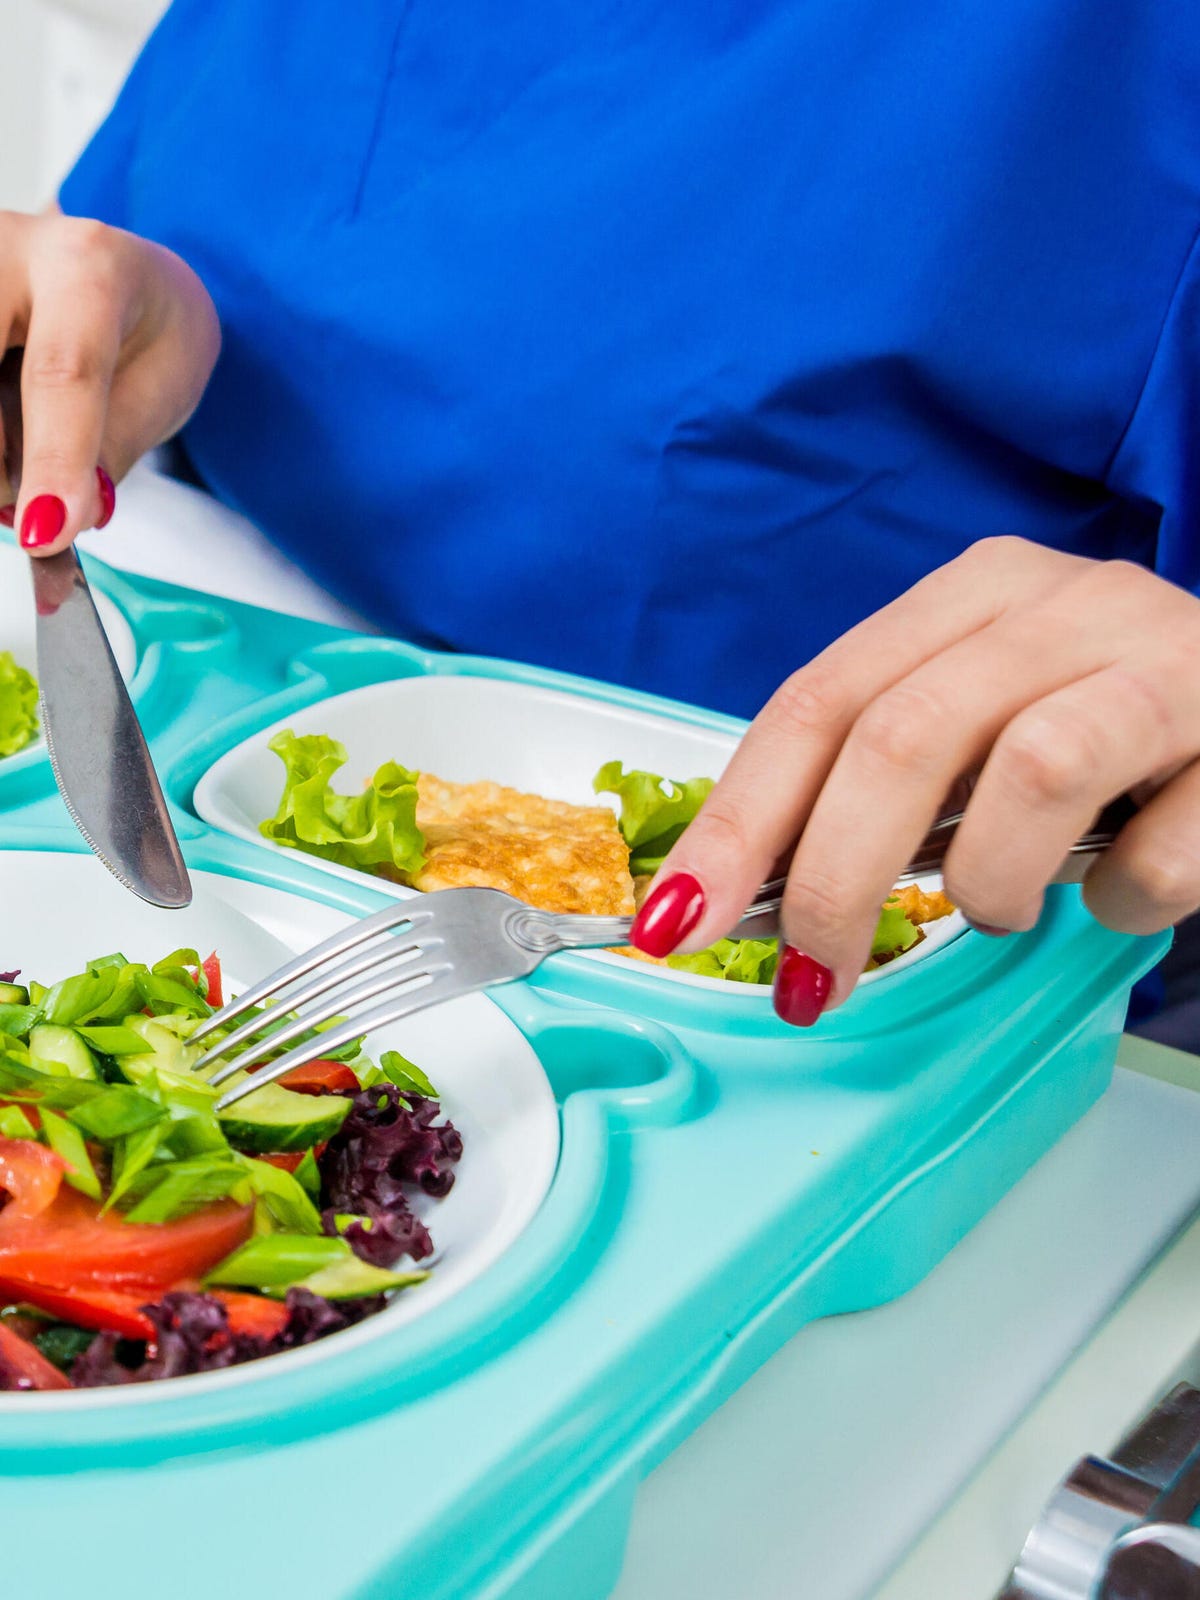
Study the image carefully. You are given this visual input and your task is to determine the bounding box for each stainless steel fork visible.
[193,791,1135,1109]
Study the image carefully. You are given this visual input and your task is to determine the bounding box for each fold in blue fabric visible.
[62,0,1200,719]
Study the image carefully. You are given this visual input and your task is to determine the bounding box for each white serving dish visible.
[0,851,559,1407]
[193,674,968,993]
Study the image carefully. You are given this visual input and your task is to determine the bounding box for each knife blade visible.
[30,546,192,909]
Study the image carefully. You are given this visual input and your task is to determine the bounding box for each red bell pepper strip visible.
[0,1279,156,1340]
[202,952,223,1010]
[0,1138,65,1219]
[277,1059,359,1096]
[0,1320,72,1389]
[210,1290,290,1341]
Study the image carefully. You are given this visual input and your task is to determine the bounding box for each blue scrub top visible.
[62,0,1200,719]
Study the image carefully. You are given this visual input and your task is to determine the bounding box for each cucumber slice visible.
[0,982,29,1005]
[28,1024,100,1081]
[218,1084,350,1153]
[116,1045,350,1153]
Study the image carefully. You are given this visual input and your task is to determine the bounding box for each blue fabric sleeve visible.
[58,0,198,227]
[1106,224,1200,596]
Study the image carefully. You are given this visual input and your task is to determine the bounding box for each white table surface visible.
[85,468,1200,1600]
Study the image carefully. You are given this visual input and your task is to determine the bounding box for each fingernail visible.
[965,920,1011,938]
[94,466,115,529]
[0,506,13,528]
[19,495,66,550]
[630,872,706,957]
[773,945,833,1028]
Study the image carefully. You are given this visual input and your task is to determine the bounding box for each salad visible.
[259,732,955,981]
[0,651,38,759]
[0,949,461,1393]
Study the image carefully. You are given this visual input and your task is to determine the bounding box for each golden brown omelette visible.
[387,773,636,915]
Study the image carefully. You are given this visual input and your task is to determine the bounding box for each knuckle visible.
[993,708,1094,808]
[25,340,102,391]
[1123,842,1200,917]
[763,666,846,742]
[851,684,946,774]
[685,795,754,863]
[965,534,1032,573]
[783,868,849,950]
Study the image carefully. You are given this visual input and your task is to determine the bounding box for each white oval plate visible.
[0,543,136,759]
[194,674,968,994]
[0,851,559,1405]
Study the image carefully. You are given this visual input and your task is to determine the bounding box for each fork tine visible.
[189,899,434,1045]
[213,968,463,1110]
[191,934,428,1072]
[204,947,449,1087]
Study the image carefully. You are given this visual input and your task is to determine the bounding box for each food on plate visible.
[0,652,38,759]
[260,733,633,915]
[0,949,461,1392]
[260,732,956,982]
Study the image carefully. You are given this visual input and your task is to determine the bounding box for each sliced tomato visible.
[258,1151,304,1173]
[0,1278,156,1339]
[202,952,223,1010]
[277,1058,359,1096]
[0,1320,72,1390]
[0,1137,66,1219]
[0,1188,253,1289]
[211,1289,289,1341]
[259,1141,327,1172]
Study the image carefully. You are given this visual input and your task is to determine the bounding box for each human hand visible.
[0,209,219,553]
[629,538,1200,1025]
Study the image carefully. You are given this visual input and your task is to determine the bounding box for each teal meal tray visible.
[0,550,1168,1599]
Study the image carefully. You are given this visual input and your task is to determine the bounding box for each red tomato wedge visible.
[0,1138,66,1219]
[0,1189,253,1290]
[202,952,223,1010]
[0,1320,72,1390]
[0,1279,157,1339]
[259,1142,327,1173]
[210,1290,289,1341]
[277,1059,359,1096]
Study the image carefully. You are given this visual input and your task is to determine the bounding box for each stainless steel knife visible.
[30,546,192,909]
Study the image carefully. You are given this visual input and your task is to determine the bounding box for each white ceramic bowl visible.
[194,673,968,992]
[0,851,559,1408]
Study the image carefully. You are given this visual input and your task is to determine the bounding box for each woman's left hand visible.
[629,537,1200,1025]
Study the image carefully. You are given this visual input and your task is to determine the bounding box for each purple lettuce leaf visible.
[69,1288,385,1388]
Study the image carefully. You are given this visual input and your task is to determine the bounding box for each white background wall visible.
[0,0,165,211]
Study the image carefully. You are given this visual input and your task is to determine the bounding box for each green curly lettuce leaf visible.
[260,730,426,879]
[667,938,781,984]
[868,899,922,965]
[665,903,923,986]
[0,651,38,758]
[592,761,714,874]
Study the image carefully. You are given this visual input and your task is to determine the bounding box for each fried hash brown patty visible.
[403,774,636,915]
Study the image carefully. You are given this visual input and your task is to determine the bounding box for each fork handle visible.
[547,792,1139,951]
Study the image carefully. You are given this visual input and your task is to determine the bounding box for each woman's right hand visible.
[0,208,220,555]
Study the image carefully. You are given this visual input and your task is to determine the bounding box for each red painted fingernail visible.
[965,921,1011,937]
[19,495,66,550]
[773,945,833,1027]
[630,872,706,957]
[0,505,13,528]
[94,466,116,529]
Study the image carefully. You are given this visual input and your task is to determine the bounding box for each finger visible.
[772,587,1161,995]
[944,656,1198,932]
[1083,756,1200,933]
[630,538,1087,957]
[96,237,222,482]
[15,220,130,553]
[0,346,20,517]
